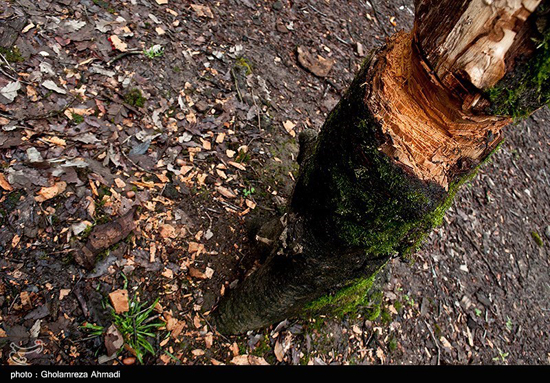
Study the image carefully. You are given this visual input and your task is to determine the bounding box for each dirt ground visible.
[0,0,548,366]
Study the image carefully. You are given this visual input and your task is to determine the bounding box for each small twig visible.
[231,68,244,103]
[251,89,262,131]
[422,319,440,365]
[106,50,142,67]
[333,34,351,46]
[8,293,20,313]
[100,91,143,116]
[365,0,390,37]
[198,312,231,343]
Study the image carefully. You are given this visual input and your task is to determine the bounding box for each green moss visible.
[250,335,271,357]
[235,57,253,75]
[71,113,85,124]
[124,88,146,108]
[387,334,398,353]
[304,264,382,316]
[0,46,24,63]
[531,231,544,247]
[292,51,508,320]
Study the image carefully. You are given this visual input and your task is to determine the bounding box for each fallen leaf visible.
[274,340,284,362]
[161,268,173,279]
[0,81,21,103]
[109,35,127,52]
[296,46,334,77]
[76,208,137,269]
[228,161,246,171]
[230,355,269,365]
[159,223,177,239]
[35,181,67,202]
[283,120,296,137]
[59,289,71,300]
[188,267,207,280]
[122,357,136,365]
[42,80,67,94]
[216,186,236,199]
[0,173,14,191]
[44,136,67,147]
[109,289,129,314]
[190,4,214,18]
[105,324,124,356]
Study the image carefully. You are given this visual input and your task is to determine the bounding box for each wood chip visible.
[159,223,177,239]
[216,186,236,199]
[109,289,129,314]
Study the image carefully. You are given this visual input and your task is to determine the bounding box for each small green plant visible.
[531,231,544,247]
[81,322,104,337]
[493,348,509,363]
[143,44,164,59]
[124,88,146,108]
[242,187,255,198]
[0,46,24,63]
[71,113,85,125]
[505,317,513,332]
[403,294,415,307]
[474,308,482,317]
[82,295,163,364]
[235,57,253,75]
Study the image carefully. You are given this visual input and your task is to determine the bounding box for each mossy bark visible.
[212,1,550,335]
[213,54,481,334]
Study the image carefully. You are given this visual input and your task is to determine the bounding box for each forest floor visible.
[1,0,549,366]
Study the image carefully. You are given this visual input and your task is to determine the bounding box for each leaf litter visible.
[0,0,548,367]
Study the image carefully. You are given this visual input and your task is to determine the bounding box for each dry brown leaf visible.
[109,35,127,52]
[228,161,246,171]
[296,46,335,77]
[59,289,71,300]
[105,324,124,356]
[0,173,13,191]
[171,321,186,339]
[274,340,284,362]
[190,4,214,18]
[230,355,270,365]
[188,241,204,254]
[216,186,236,199]
[159,223,177,239]
[283,120,296,137]
[188,267,207,280]
[44,136,66,147]
[109,289,129,314]
[35,181,67,202]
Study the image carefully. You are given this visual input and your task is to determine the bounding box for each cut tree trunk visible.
[212,0,550,334]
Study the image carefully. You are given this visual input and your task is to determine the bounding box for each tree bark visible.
[212,0,550,334]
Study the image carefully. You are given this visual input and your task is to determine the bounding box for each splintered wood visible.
[368,32,511,189]
[416,0,541,90]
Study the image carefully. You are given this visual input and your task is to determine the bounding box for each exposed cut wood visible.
[414,0,541,90]
[368,32,510,189]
